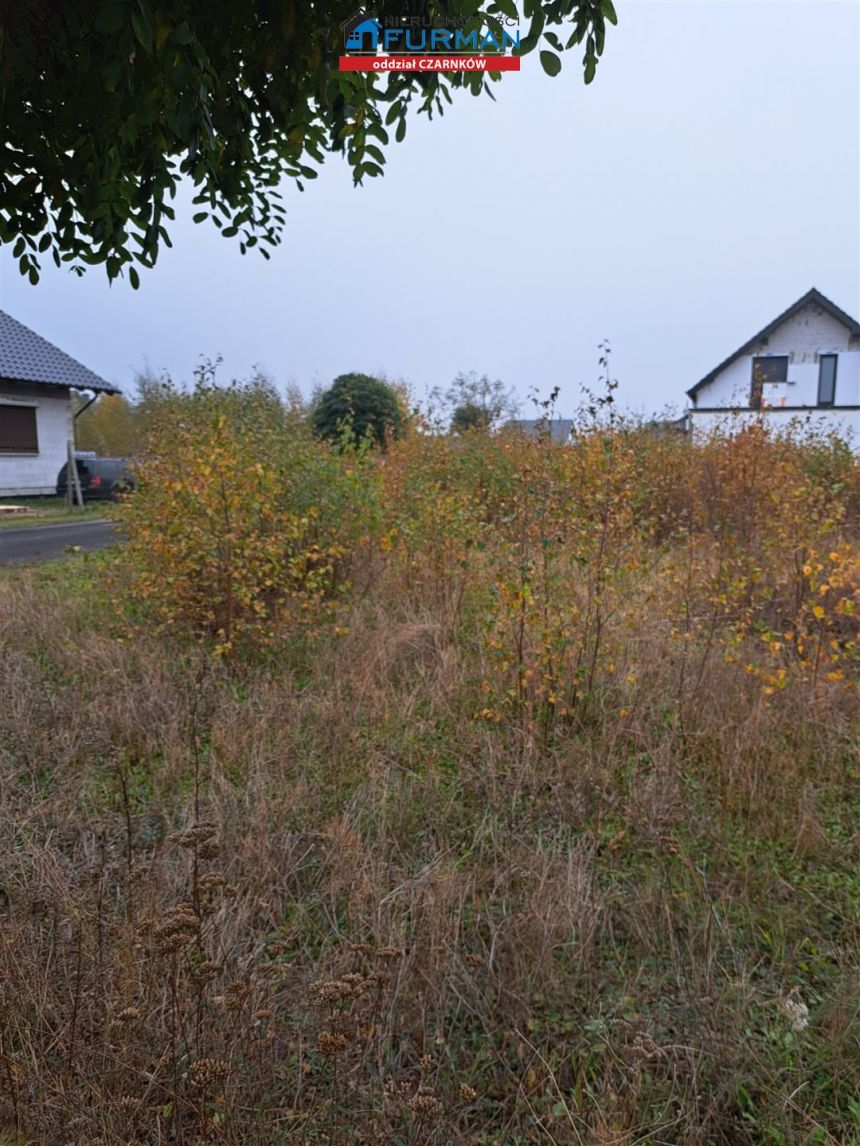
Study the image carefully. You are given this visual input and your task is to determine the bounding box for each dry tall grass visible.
[0,411,858,1144]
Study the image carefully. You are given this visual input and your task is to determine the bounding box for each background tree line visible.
[75,367,522,455]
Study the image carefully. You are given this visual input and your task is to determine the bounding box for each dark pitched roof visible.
[0,309,119,393]
[507,418,574,443]
[687,287,860,400]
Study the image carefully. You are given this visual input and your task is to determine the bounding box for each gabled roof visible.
[687,287,860,400]
[0,309,119,393]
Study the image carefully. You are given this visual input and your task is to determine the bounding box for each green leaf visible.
[365,123,389,145]
[520,8,545,53]
[131,9,154,52]
[492,0,519,18]
[584,55,596,83]
[395,118,406,143]
[601,0,618,26]
[128,266,140,289]
[540,50,561,76]
[192,211,208,223]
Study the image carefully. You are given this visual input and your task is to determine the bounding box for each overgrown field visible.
[1,383,858,1144]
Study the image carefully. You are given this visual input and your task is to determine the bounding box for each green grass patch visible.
[0,495,110,528]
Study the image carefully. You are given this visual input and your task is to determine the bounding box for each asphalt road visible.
[0,519,118,564]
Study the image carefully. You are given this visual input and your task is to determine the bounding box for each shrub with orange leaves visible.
[114,385,858,710]
[116,376,380,655]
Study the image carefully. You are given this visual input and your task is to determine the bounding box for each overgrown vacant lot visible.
[0,386,858,1144]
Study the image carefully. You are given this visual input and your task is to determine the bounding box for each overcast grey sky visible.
[1,0,858,417]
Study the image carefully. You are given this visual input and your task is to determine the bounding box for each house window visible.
[750,356,788,410]
[817,354,837,407]
[0,404,38,453]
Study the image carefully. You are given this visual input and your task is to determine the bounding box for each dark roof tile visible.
[0,309,119,393]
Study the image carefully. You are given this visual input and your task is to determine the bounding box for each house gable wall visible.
[0,381,72,496]
[695,302,860,410]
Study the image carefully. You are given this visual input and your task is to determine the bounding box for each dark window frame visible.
[750,355,788,410]
[817,354,837,408]
[0,403,39,454]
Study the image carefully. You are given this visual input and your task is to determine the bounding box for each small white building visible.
[0,309,119,496]
[686,288,860,449]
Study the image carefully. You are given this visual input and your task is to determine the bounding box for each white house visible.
[686,288,860,449]
[0,309,119,496]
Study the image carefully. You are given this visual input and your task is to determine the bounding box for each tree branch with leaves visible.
[0,0,616,284]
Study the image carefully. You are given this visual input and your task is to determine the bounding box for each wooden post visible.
[65,439,71,508]
[67,439,84,509]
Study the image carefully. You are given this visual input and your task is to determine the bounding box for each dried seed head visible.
[224,979,250,1009]
[198,872,225,894]
[376,946,406,960]
[169,823,217,849]
[198,840,221,861]
[190,1057,231,1087]
[192,960,221,983]
[459,1083,477,1102]
[407,1087,444,1120]
[318,1031,349,1057]
[310,974,369,1006]
[383,1077,412,1101]
[116,1006,141,1024]
[154,906,199,953]
[630,1032,661,1060]
[315,978,348,1003]
[419,1054,434,1071]
[339,972,368,995]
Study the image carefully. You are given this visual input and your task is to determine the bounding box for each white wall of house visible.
[699,349,860,410]
[0,382,72,496]
[695,304,860,409]
[690,300,860,449]
[690,407,859,448]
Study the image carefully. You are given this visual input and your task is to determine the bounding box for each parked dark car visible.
[56,456,134,502]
